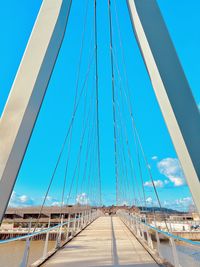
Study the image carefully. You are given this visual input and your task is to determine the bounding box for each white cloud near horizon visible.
[151,155,158,161]
[8,192,91,208]
[144,179,164,188]
[45,196,62,206]
[163,197,194,212]
[76,192,89,205]
[9,191,34,207]
[9,193,62,207]
[146,197,153,204]
[145,196,194,211]
[157,158,185,186]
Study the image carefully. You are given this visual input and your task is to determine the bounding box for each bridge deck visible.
[42,216,158,267]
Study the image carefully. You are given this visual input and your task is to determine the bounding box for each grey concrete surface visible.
[43,216,158,267]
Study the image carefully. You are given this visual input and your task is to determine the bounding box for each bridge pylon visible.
[127,0,200,214]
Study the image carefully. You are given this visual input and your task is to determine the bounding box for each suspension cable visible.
[94,0,102,206]
[60,0,90,216]
[108,0,119,206]
[111,2,169,229]
[74,75,96,203]
[115,98,142,207]
[79,111,96,195]
[66,83,96,205]
[87,138,97,204]
[32,47,96,232]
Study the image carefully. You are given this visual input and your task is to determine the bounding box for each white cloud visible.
[145,196,194,211]
[44,196,64,206]
[144,179,164,188]
[146,197,153,204]
[51,201,63,206]
[175,197,193,206]
[121,201,129,206]
[9,193,63,207]
[76,193,89,205]
[157,158,185,186]
[46,196,53,202]
[9,191,34,207]
[163,197,194,211]
[151,156,158,161]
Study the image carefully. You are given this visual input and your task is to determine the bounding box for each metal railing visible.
[117,210,200,267]
[149,220,200,232]
[0,209,101,267]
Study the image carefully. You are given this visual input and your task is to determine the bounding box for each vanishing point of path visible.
[42,216,159,267]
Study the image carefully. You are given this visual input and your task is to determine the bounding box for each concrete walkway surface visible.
[42,216,159,267]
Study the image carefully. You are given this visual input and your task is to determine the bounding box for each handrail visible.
[0,208,101,267]
[143,220,200,246]
[118,210,200,267]
[124,212,200,246]
[0,214,85,244]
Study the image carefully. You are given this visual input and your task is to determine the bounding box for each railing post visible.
[170,237,180,267]
[77,212,81,230]
[66,213,71,241]
[20,220,32,267]
[130,214,133,227]
[82,210,85,227]
[87,210,90,224]
[135,218,140,237]
[155,231,163,259]
[85,210,88,223]
[73,213,77,235]
[127,214,130,226]
[139,221,144,240]
[20,237,30,267]
[88,209,91,223]
[42,218,51,259]
[80,212,83,229]
[56,215,64,248]
[134,216,137,234]
[169,221,173,232]
[141,226,145,240]
[146,227,154,250]
[130,216,133,229]
[86,210,89,226]
[154,215,157,228]
[90,209,92,222]
[91,210,94,221]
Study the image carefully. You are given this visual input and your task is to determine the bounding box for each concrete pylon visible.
[127,0,200,213]
[0,0,72,222]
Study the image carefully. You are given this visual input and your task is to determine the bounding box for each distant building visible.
[1,205,90,229]
[192,213,200,221]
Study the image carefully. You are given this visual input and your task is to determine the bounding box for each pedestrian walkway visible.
[42,216,159,267]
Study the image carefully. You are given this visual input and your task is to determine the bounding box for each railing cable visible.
[94,0,102,206]
[32,48,96,233]
[60,0,90,216]
[112,2,169,230]
[108,0,119,206]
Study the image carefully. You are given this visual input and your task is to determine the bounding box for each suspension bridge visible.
[0,0,200,266]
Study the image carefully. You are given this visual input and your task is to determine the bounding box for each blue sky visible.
[0,1,200,211]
